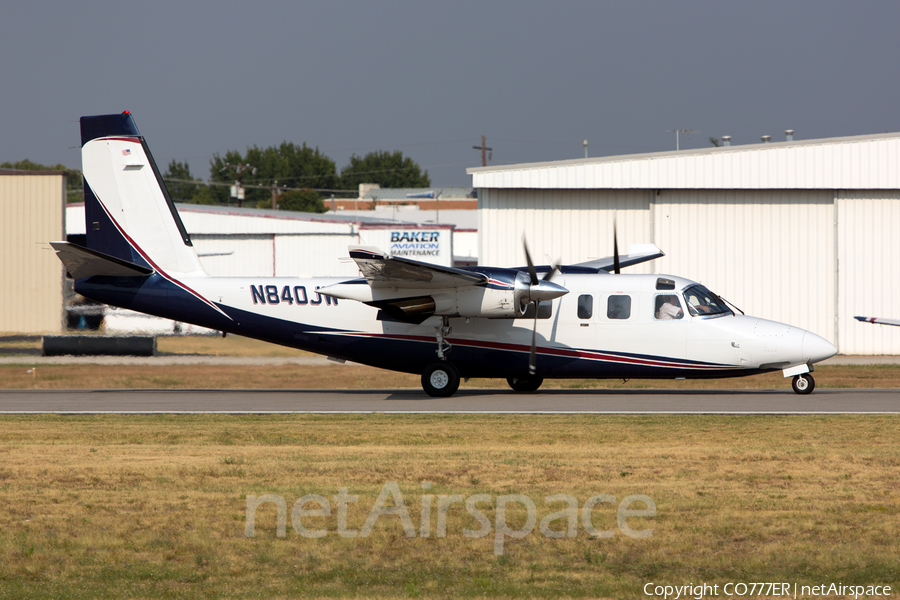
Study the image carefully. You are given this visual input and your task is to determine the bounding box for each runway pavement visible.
[0,388,897,414]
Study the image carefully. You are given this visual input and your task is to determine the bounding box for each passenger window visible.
[577,294,593,319]
[607,295,631,320]
[655,294,684,320]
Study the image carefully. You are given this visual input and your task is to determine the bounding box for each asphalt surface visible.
[1,388,897,414]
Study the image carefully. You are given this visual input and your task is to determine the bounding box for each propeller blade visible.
[612,221,621,275]
[523,236,539,285]
[542,257,559,281]
[529,300,539,375]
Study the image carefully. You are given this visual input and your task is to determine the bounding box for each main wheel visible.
[791,373,815,395]
[421,362,460,397]
[506,376,544,392]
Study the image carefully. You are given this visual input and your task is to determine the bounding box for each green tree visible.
[271,189,326,212]
[339,150,430,190]
[1,159,83,203]
[163,160,200,202]
[208,142,338,208]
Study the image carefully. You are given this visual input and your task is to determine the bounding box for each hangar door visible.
[836,191,900,355]
[653,189,835,342]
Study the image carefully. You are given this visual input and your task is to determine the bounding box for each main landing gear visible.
[421,316,460,397]
[507,376,544,392]
[791,373,815,395]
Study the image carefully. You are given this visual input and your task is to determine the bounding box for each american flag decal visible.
[122,149,131,156]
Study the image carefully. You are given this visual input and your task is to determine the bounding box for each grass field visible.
[2,335,899,598]
[0,414,898,599]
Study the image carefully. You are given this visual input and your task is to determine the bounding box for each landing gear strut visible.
[791,373,815,395]
[435,316,452,360]
[421,317,460,397]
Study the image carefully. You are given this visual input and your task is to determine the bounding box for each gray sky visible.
[3,1,899,188]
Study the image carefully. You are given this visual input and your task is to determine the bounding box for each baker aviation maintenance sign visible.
[358,228,452,266]
[390,230,441,258]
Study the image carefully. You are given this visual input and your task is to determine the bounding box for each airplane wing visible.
[854,316,900,327]
[349,246,487,289]
[50,241,154,279]
[572,243,664,272]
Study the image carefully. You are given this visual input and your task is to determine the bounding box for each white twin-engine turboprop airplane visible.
[52,113,838,397]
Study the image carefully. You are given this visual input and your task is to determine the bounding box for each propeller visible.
[612,218,621,275]
[521,237,568,375]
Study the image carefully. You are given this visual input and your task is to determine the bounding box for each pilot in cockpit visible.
[656,295,683,320]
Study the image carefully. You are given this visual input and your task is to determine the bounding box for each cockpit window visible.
[655,295,684,320]
[656,278,676,290]
[683,285,731,317]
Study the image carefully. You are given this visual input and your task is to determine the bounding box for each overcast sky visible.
[3,1,900,188]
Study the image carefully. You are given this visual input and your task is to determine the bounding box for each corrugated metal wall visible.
[654,190,835,339]
[836,191,900,354]
[471,134,900,190]
[479,189,653,271]
[480,188,841,348]
[274,234,359,277]
[191,235,278,277]
[0,173,65,333]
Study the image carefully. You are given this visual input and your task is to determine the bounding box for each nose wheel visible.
[791,373,815,395]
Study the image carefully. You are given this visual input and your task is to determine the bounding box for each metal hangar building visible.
[468,132,900,355]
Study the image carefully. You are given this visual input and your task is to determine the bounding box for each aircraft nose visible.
[803,331,837,364]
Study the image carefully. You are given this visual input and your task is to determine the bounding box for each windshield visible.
[683,285,732,317]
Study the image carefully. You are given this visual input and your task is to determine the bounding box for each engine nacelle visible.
[318,271,567,319]
[432,283,521,318]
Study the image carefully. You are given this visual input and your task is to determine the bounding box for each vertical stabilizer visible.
[80,112,205,276]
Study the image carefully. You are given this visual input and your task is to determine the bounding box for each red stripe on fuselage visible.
[325,331,735,371]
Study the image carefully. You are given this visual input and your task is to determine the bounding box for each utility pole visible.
[270,181,280,210]
[583,139,589,159]
[472,135,492,167]
[221,162,257,207]
[666,129,695,151]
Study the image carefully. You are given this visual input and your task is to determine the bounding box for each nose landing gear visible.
[791,373,815,395]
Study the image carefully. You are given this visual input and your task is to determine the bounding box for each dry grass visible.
[0,415,898,599]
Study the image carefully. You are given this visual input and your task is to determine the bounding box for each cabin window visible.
[577,295,593,319]
[655,294,684,320]
[607,295,631,320]
[656,278,676,290]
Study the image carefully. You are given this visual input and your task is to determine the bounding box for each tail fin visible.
[80,112,205,276]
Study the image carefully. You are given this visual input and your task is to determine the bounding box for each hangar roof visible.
[467,132,900,190]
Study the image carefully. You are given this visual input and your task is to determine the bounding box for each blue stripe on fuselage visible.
[75,274,760,380]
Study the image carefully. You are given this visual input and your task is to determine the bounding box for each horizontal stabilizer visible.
[854,315,900,327]
[50,241,154,278]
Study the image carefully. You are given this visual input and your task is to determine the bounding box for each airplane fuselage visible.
[76,271,836,381]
